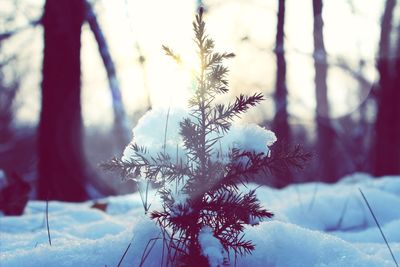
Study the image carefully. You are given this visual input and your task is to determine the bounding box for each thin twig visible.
[139,234,162,267]
[335,196,350,230]
[138,180,151,214]
[117,236,135,267]
[294,184,304,212]
[145,180,150,212]
[359,188,398,267]
[163,106,171,154]
[117,236,134,267]
[308,183,319,211]
[45,199,52,246]
[161,228,166,267]
[0,19,41,42]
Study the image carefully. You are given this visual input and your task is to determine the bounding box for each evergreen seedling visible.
[103,8,310,266]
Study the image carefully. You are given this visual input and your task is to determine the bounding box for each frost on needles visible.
[102,7,310,267]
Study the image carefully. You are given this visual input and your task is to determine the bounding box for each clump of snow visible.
[169,193,191,218]
[122,107,277,164]
[2,174,400,266]
[122,107,187,162]
[198,226,225,267]
[249,215,261,225]
[219,124,276,155]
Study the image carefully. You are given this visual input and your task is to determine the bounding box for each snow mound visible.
[1,174,400,266]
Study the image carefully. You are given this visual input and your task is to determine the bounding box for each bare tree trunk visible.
[38,0,89,201]
[271,0,292,187]
[85,1,130,147]
[393,25,400,168]
[272,0,290,143]
[373,0,400,176]
[312,0,336,182]
[354,59,369,171]
[0,61,18,143]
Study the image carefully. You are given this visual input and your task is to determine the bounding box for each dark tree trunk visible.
[272,0,290,143]
[353,59,369,171]
[272,0,292,187]
[373,0,400,176]
[0,72,18,143]
[312,0,337,182]
[38,0,89,201]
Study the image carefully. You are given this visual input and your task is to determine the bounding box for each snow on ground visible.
[1,173,400,266]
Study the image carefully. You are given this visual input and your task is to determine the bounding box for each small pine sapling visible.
[103,8,310,267]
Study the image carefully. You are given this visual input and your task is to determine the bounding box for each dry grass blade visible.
[46,199,52,246]
[117,240,132,267]
[139,234,162,267]
[359,188,398,267]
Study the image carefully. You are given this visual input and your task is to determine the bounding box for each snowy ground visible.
[1,173,400,267]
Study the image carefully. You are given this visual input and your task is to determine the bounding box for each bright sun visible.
[145,48,200,109]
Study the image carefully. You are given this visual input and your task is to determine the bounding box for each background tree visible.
[271,0,292,186]
[37,0,135,200]
[85,1,130,148]
[373,0,400,176]
[312,0,337,183]
[38,0,90,201]
[0,54,19,143]
[272,0,289,143]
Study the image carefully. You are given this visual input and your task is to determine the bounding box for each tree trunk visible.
[312,0,336,182]
[373,0,400,176]
[0,68,18,143]
[38,0,89,201]
[272,0,290,143]
[271,0,292,187]
[85,1,130,148]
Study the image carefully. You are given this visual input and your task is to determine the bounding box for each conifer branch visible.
[162,45,181,64]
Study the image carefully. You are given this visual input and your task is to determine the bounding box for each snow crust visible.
[1,174,400,266]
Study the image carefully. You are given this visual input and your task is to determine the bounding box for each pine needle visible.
[359,188,398,267]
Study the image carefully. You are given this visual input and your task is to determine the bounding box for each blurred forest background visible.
[0,0,399,205]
